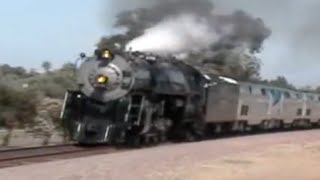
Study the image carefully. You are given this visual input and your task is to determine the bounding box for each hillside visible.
[0,62,76,145]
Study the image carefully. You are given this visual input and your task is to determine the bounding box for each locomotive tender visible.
[61,49,320,146]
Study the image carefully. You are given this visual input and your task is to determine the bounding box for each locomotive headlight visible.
[96,74,109,84]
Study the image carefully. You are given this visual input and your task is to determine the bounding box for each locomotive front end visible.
[61,49,135,145]
[77,49,135,102]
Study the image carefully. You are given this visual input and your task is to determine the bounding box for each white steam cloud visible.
[125,14,221,55]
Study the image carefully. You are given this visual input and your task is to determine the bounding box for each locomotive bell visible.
[102,51,112,59]
[94,49,114,61]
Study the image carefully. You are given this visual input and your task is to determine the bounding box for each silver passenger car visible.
[204,76,320,130]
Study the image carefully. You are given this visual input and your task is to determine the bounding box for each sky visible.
[0,0,107,70]
[0,0,320,87]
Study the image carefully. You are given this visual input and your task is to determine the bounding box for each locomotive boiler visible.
[61,49,210,145]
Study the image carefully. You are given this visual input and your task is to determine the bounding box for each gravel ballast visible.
[1,130,320,180]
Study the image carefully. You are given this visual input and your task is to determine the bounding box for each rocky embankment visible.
[0,97,68,148]
[0,129,66,148]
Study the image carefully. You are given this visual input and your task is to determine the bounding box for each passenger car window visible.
[296,108,302,116]
[261,88,267,96]
[296,93,302,99]
[248,86,252,94]
[241,105,249,116]
[308,95,314,101]
[306,109,311,116]
[284,91,291,99]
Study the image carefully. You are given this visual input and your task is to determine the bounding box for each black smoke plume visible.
[97,0,271,80]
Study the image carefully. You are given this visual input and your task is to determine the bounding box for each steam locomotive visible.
[61,49,210,145]
[61,49,320,146]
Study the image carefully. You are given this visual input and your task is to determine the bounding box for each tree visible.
[42,61,52,73]
[300,85,313,92]
[269,76,293,89]
[61,62,76,71]
[0,64,27,77]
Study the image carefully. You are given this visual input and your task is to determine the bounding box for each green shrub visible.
[0,63,77,131]
[0,84,38,128]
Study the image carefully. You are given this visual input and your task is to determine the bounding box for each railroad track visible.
[0,144,120,169]
[0,127,317,169]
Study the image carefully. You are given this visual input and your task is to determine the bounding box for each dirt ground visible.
[152,141,320,180]
[1,130,320,180]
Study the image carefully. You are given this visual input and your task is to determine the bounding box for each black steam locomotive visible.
[61,49,211,146]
